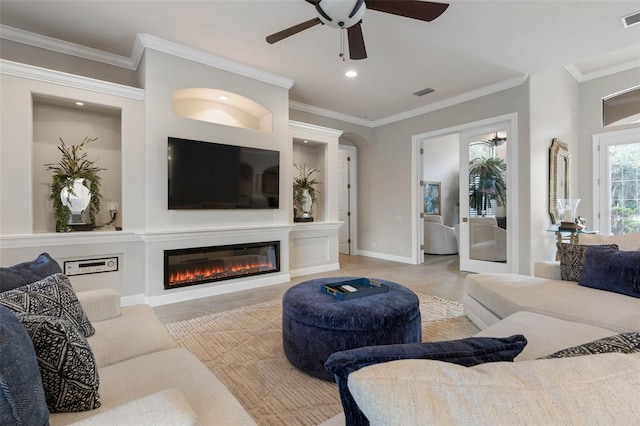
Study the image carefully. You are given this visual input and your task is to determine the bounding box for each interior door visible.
[459,122,513,274]
[338,145,356,254]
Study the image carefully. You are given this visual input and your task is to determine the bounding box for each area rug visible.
[165,294,479,426]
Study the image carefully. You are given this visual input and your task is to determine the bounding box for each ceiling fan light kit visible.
[266,0,449,60]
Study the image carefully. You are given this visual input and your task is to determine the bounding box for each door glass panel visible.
[609,142,640,234]
[468,131,508,263]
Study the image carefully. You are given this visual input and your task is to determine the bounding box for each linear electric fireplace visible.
[164,241,280,289]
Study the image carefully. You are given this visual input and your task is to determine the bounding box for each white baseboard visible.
[144,273,291,307]
[356,250,415,264]
[120,294,146,307]
[289,262,340,278]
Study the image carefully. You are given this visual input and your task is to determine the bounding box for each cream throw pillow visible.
[348,353,640,425]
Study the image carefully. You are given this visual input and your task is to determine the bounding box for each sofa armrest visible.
[533,261,561,280]
[77,289,121,322]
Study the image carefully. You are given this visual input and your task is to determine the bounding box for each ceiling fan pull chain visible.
[339,28,345,61]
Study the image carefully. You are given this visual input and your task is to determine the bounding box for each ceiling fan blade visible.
[266,17,322,44]
[365,0,449,22]
[304,0,320,4]
[348,22,367,60]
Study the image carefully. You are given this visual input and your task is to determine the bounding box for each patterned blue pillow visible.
[541,332,640,358]
[325,335,527,426]
[0,306,49,425]
[0,273,94,337]
[17,313,101,413]
[0,253,62,293]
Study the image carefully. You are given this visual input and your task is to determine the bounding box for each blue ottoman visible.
[282,277,421,381]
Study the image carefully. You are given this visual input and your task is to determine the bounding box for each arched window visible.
[603,86,640,127]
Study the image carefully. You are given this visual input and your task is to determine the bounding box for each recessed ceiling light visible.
[345,70,357,78]
[303,140,309,144]
[218,96,228,101]
[75,101,84,106]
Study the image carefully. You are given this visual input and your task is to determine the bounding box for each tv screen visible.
[168,137,280,210]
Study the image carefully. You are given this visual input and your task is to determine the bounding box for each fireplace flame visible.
[168,257,275,286]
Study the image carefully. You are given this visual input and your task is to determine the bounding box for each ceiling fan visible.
[266,0,449,60]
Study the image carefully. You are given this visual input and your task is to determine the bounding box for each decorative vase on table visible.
[60,178,92,226]
[557,198,581,229]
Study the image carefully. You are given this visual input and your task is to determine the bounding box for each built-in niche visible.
[293,139,326,222]
[32,95,122,232]
[172,88,272,132]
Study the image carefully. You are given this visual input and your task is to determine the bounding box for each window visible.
[603,87,640,127]
[594,129,640,235]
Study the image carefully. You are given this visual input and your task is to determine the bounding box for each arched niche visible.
[173,88,272,132]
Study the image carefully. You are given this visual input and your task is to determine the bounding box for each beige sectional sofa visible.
[50,289,256,425]
[336,233,640,424]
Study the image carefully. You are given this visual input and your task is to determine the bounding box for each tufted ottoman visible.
[282,277,421,381]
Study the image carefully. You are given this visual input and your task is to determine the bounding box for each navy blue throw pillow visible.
[0,253,62,293]
[580,247,640,298]
[0,305,50,426]
[325,334,527,426]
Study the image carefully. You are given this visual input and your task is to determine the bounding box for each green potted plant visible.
[293,164,320,221]
[469,156,506,216]
[45,137,105,232]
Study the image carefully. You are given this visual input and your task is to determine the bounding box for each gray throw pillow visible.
[0,253,62,293]
[541,332,640,359]
[17,313,101,413]
[0,273,94,337]
[0,306,50,425]
[557,243,618,282]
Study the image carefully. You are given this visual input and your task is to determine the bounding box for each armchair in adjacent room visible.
[423,215,458,255]
[468,217,506,262]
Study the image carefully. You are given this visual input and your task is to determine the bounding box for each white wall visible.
[293,83,532,269]
[528,68,579,263]
[423,134,459,226]
[139,49,291,232]
[577,67,640,227]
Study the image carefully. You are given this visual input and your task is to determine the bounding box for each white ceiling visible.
[1,0,639,124]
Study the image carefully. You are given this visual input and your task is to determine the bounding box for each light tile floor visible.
[154,253,469,324]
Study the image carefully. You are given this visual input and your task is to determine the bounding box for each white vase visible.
[60,178,91,224]
[301,188,312,218]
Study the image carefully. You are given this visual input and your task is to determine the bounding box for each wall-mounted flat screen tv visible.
[168,137,280,210]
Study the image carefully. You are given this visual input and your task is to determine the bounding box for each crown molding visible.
[290,74,529,128]
[0,59,144,100]
[564,60,640,83]
[0,25,136,70]
[372,74,529,127]
[289,101,375,128]
[133,34,294,90]
[289,120,344,138]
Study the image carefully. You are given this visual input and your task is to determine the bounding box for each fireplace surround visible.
[164,241,280,289]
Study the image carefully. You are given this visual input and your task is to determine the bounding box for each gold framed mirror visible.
[549,138,570,224]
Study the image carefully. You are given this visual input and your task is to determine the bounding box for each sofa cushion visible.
[580,247,640,298]
[348,353,640,425]
[0,273,95,337]
[464,273,640,332]
[325,335,527,426]
[49,348,257,426]
[557,243,618,282]
[0,306,50,426]
[542,331,640,359]
[474,311,618,361]
[69,388,197,426]
[18,313,100,413]
[0,253,62,293]
[579,231,640,251]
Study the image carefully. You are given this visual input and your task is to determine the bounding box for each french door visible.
[459,119,517,274]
